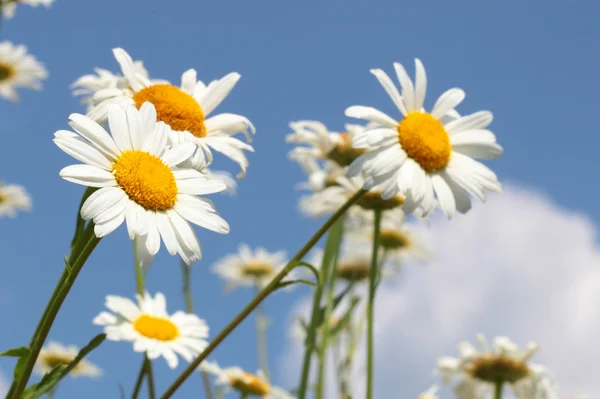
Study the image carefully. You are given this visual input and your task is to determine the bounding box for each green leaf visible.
[314,282,353,328]
[0,346,30,380]
[329,296,361,336]
[22,334,106,399]
[291,261,321,285]
[274,279,317,292]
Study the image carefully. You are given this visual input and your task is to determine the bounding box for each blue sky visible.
[1,0,600,398]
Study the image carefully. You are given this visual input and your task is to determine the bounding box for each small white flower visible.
[85,48,255,177]
[1,0,53,19]
[54,102,230,268]
[346,58,502,218]
[0,41,47,101]
[0,182,31,218]
[417,385,439,399]
[36,341,102,378]
[212,244,288,291]
[200,360,294,399]
[93,292,209,369]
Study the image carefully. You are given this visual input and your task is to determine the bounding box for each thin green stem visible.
[130,358,146,399]
[160,189,367,399]
[146,358,156,399]
[316,219,344,399]
[254,283,270,378]
[180,259,214,399]
[494,381,503,399]
[366,209,382,399]
[11,225,101,399]
[134,238,145,296]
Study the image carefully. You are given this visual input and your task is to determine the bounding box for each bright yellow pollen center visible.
[113,150,177,211]
[336,262,370,281]
[241,261,274,278]
[230,373,270,396]
[0,63,16,82]
[133,315,179,341]
[132,84,207,138]
[397,112,451,172]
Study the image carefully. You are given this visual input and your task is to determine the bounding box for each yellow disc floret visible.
[327,133,366,167]
[133,84,207,138]
[133,315,179,341]
[0,62,16,82]
[113,150,177,211]
[241,261,275,278]
[379,229,411,249]
[469,354,531,384]
[397,112,451,172]
[230,373,270,397]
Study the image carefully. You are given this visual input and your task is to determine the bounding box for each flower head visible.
[346,59,502,218]
[93,292,208,369]
[417,386,439,399]
[212,244,288,291]
[200,361,294,399]
[54,102,229,268]
[0,41,47,101]
[0,182,31,218]
[85,48,255,177]
[1,0,53,19]
[36,341,102,378]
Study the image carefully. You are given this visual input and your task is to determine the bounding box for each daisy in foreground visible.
[85,48,255,177]
[54,102,229,267]
[346,58,503,218]
[200,360,294,399]
[0,182,32,218]
[36,341,102,378]
[437,334,551,399]
[0,41,48,101]
[93,292,208,369]
[0,0,53,19]
[212,244,288,291]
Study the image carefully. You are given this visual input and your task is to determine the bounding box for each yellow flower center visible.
[241,261,275,278]
[0,62,16,82]
[336,261,370,282]
[327,133,366,167]
[379,229,411,249]
[113,150,177,211]
[230,373,270,396]
[41,354,75,369]
[133,314,179,341]
[469,354,530,384]
[132,84,207,138]
[397,112,451,172]
[355,191,404,211]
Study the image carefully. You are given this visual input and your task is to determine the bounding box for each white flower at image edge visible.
[0,182,32,218]
[53,102,230,267]
[0,0,53,20]
[0,41,48,102]
[93,292,208,369]
[346,58,503,218]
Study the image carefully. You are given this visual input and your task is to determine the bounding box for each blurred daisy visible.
[86,48,255,177]
[203,168,237,195]
[212,244,288,291]
[1,0,53,19]
[0,182,32,218]
[54,103,229,268]
[0,41,47,101]
[287,121,367,167]
[36,341,102,378]
[417,386,439,399]
[200,361,293,399]
[437,334,547,399]
[93,292,208,369]
[346,58,502,218]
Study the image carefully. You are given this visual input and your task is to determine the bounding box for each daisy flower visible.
[36,341,102,378]
[54,102,229,268]
[93,292,208,369]
[200,360,294,399]
[0,41,48,101]
[417,386,439,399]
[346,58,502,218]
[212,244,288,291]
[0,182,32,218]
[86,48,255,177]
[1,0,53,19]
[437,334,548,399]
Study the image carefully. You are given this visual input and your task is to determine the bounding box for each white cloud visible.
[281,185,599,398]
[0,370,8,398]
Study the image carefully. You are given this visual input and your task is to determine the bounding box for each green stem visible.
[254,283,270,378]
[494,381,503,399]
[11,224,101,399]
[316,219,344,399]
[146,357,156,399]
[366,209,382,399]
[159,189,367,399]
[130,358,146,399]
[180,259,214,399]
[134,238,145,296]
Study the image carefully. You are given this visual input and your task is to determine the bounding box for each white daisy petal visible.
[431,88,466,119]
[413,58,427,111]
[197,72,241,115]
[370,68,407,116]
[345,106,397,128]
[393,62,415,112]
[59,165,116,188]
